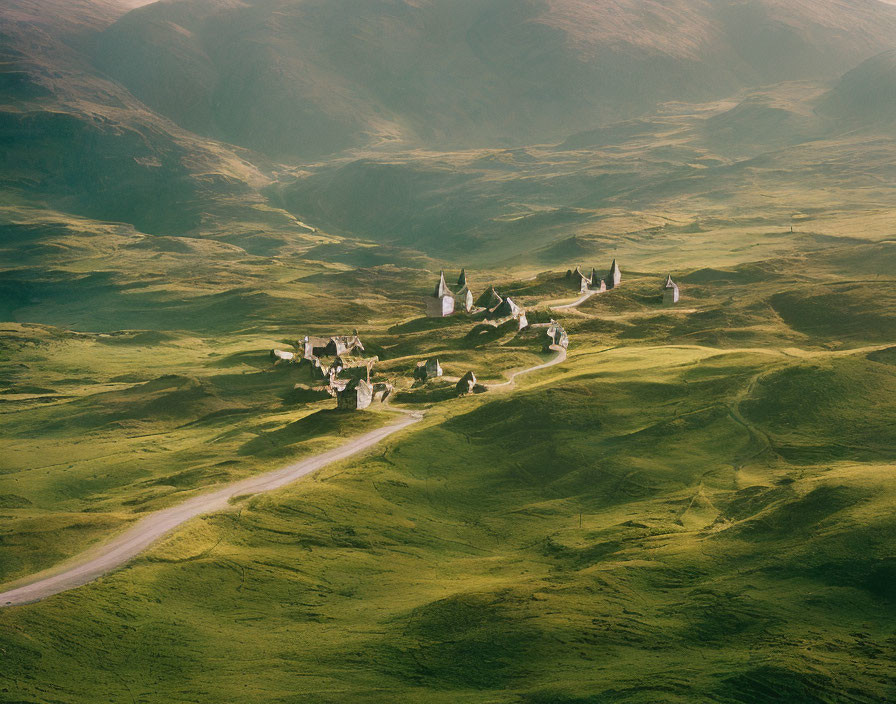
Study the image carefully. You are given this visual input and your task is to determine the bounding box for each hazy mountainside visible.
[5,0,896,265]
[817,49,896,127]
[271,81,896,262]
[93,0,896,159]
[0,0,301,239]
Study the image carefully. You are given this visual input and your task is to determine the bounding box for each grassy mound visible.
[770,283,896,343]
[741,358,896,462]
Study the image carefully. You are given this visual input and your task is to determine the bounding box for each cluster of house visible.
[567,258,622,293]
[270,263,679,411]
[270,333,392,410]
[271,328,500,410]
[568,260,680,305]
[426,270,530,330]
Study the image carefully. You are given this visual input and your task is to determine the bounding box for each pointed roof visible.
[664,274,675,288]
[457,268,468,288]
[456,370,478,394]
[434,270,451,298]
[493,296,522,318]
[459,370,477,385]
[609,259,621,276]
[342,377,372,393]
[455,286,474,308]
[475,286,503,309]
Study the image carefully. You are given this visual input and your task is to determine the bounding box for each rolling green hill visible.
[2,1,896,701]
[2,239,895,701]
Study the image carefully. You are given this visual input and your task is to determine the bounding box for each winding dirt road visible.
[486,346,567,390]
[0,347,568,607]
[0,413,422,607]
[549,289,597,310]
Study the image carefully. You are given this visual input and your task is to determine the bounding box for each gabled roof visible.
[333,334,364,349]
[664,274,676,288]
[457,269,468,288]
[434,270,452,298]
[342,377,373,392]
[493,296,522,318]
[572,265,588,279]
[475,286,503,309]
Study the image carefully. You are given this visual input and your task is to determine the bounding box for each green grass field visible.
[4,2,896,700]
[1,234,894,702]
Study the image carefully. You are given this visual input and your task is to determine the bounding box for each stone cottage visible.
[337,378,374,410]
[491,296,529,330]
[329,355,376,384]
[663,274,680,305]
[476,286,503,310]
[454,285,474,313]
[588,267,607,292]
[607,259,622,289]
[414,357,444,381]
[572,266,590,293]
[456,370,478,395]
[302,334,364,359]
[545,320,569,350]
[425,271,456,317]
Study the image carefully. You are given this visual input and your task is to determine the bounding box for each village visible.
[271,262,682,410]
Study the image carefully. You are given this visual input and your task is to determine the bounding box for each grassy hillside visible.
[2,1,896,700]
[1,239,895,701]
[2,342,894,702]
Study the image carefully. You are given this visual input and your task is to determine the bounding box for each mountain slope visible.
[817,49,896,128]
[0,0,289,237]
[92,0,896,158]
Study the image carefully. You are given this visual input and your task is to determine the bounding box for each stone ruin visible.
[271,333,391,411]
[662,274,680,305]
[414,357,443,381]
[336,379,394,410]
[455,370,486,396]
[545,320,569,350]
[566,259,621,292]
[425,269,475,317]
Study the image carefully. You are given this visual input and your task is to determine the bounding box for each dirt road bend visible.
[0,412,422,607]
[487,347,567,390]
[550,290,597,310]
